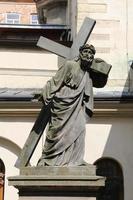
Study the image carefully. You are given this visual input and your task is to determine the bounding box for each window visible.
[35,0,76,38]
[5,13,20,24]
[36,0,71,25]
[0,1,74,46]
[30,14,39,24]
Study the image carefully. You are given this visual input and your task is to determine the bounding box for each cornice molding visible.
[0,68,56,77]
[0,101,133,117]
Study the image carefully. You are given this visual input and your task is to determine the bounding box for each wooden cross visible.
[15,17,96,168]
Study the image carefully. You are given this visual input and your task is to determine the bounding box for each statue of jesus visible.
[36,44,110,166]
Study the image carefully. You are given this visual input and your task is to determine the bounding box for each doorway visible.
[94,158,124,200]
[0,159,5,200]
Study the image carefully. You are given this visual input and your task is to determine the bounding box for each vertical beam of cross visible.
[70,18,96,59]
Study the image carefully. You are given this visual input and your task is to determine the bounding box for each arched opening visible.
[0,159,5,200]
[94,158,124,200]
[0,137,21,157]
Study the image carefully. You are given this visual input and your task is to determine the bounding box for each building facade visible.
[0,0,133,200]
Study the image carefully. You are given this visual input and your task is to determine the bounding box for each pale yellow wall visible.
[85,117,133,200]
[127,0,133,91]
[0,117,43,200]
[77,0,133,92]
[0,50,58,88]
[0,0,132,91]
[0,117,133,200]
[0,50,58,70]
[0,117,43,164]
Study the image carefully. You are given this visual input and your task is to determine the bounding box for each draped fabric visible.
[38,60,93,166]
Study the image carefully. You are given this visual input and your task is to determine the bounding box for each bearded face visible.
[79,47,95,71]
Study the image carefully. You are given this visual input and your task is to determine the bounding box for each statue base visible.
[8,165,105,199]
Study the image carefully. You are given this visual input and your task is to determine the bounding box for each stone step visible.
[20,165,96,176]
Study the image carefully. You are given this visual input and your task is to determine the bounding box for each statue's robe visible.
[38,59,108,166]
[38,61,93,166]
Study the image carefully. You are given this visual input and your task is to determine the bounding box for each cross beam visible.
[15,17,96,168]
[37,17,96,59]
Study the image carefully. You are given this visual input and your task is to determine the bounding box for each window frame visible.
[30,13,39,25]
[0,1,75,47]
[5,12,21,24]
[36,0,77,37]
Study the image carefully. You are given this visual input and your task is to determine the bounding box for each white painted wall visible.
[0,50,58,70]
[85,117,133,200]
[0,50,58,88]
[1,117,133,200]
[77,0,132,92]
[0,117,44,200]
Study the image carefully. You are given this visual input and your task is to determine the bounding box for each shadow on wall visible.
[102,63,133,161]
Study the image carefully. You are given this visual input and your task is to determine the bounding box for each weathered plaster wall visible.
[0,50,58,88]
[0,117,43,200]
[77,0,133,92]
[1,117,133,200]
[85,117,133,200]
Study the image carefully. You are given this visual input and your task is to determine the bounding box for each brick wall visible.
[0,2,37,24]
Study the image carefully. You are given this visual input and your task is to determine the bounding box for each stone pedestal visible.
[8,165,105,200]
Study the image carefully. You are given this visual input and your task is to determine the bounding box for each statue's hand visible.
[32,93,44,103]
[33,93,51,105]
[83,94,89,102]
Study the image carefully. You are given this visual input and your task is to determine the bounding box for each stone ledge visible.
[8,175,105,196]
[19,165,96,176]
[8,166,105,197]
[8,175,105,186]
